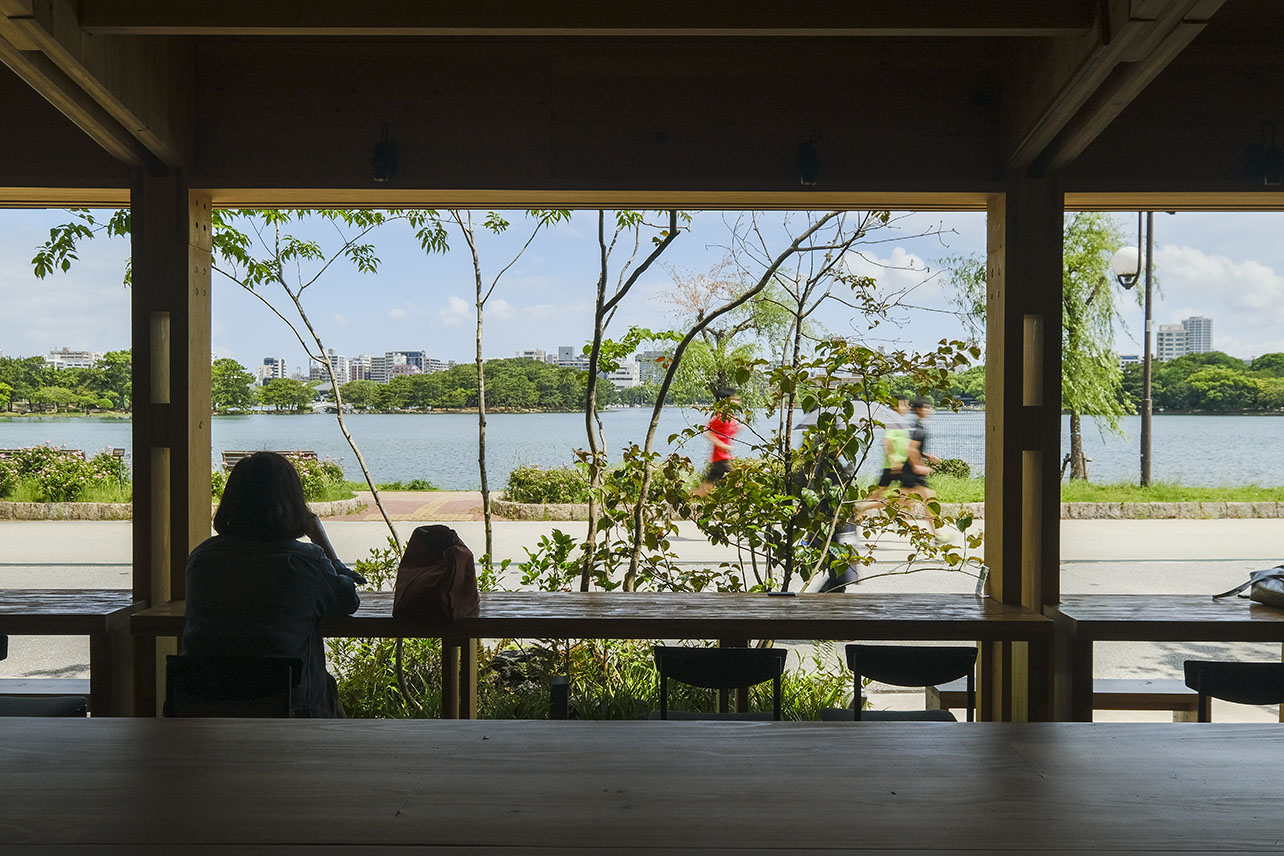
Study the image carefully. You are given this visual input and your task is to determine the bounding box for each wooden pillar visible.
[130,170,212,715]
[982,171,1063,721]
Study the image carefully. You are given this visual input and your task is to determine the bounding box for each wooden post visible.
[983,172,1062,721]
[130,171,212,715]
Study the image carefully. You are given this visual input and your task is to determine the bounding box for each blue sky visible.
[3,207,1284,369]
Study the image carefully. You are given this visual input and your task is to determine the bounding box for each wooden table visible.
[2,718,1282,853]
[1048,594,1284,721]
[135,591,1052,719]
[0,589,140,716]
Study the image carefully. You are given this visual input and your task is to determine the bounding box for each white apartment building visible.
[1156,324,1187,361]
[607,361,641,389]
[310,348,349,382]
[515,349,547,362]
[1182,316,1213,354]
[45,347,101,369]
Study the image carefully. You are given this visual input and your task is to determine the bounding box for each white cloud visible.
[387,308,408,320]
[844,246,935,296]
[436,296,471,328]
[1154,243,1284,327]
[490,298,517,320]
[332,313,349,327]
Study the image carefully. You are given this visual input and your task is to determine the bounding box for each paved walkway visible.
[333,491,483,522]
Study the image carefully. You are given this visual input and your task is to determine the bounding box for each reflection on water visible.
[2,410,1282,489]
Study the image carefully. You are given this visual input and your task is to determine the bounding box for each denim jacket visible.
[183,535,361,717]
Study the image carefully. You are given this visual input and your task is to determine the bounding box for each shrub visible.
[293,456,352,502]
[211,469,227,499]
[0,458,16,497]
[87,450,129,485]
[504,464,590,504]
[376,478,438,491]
[29,452,93,502]
[933,458,971,480]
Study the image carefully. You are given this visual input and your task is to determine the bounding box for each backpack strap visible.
[1213,565,1284,600]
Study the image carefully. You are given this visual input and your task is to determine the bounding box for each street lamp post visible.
[1111,211,1155,488]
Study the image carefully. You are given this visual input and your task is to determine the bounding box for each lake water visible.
[1,410,1280,489]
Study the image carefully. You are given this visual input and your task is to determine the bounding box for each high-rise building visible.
[255,356,287,386]
[1182,316,1213,354]
[348,354,372,382]
[388,350,426,372]
[310,348,349,382]
[423,357,453,374]
[555,345,590,371]
[515,349,547,362]
[1156,324,1187,361]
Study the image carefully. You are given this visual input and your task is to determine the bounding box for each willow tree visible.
[945,211,1131,480]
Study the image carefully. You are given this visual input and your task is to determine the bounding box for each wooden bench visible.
[221,449,317,472]
[928,676,1199,722]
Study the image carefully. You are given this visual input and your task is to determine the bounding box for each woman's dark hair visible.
[213,452,311,539]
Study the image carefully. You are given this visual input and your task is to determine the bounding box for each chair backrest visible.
[845,644,978,721]
[0,634,8,661]
[654,646,789,720]
[0,634,88,717]
[1183,660,1284,722]
[165,655,303,718]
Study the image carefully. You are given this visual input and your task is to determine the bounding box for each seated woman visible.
[183,451,365,717]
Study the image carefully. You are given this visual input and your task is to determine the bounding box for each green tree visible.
[945,212,1130,480]
[95,350,132,410]
[210,358,257,412]
[259,377,314,412]
[1060,212,1130,479]
[1251,352,1284,376]
[0,381,11,410]
[1186,366,1260,411]
[339,379,382,410]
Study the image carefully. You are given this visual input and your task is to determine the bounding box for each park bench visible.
[928,676,1199,722]
[221,449,317,472]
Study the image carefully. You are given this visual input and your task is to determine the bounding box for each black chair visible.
[1183,660,1284,722]
[165,655,303,718]
[653,646,789,720]
[822,643,977,722]
[0,634,89,717]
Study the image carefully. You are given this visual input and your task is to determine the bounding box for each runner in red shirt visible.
[692,387,740,498]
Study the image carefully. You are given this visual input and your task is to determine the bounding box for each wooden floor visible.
[1,719,1281,853]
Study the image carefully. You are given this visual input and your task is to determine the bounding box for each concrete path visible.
[3,516,1282,720]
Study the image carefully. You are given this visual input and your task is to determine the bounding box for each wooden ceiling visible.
[2,0,1280,208]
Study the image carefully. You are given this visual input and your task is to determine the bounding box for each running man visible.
[692,387,740,498]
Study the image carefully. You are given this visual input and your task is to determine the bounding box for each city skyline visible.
[6,210,1284,368]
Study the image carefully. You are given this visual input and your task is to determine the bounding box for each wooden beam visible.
[1041,0,1224,172]
[1003,0,1223,173]
[130,172,211,715]
[1,0,190,165]
[78,0,1095,37]
[984,171,1063,721]
[0,36,147,165]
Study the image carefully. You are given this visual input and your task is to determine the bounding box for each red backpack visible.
[392,525,480,620]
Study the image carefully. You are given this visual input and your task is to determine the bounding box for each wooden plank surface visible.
[1050,595,1284,642]
[1,719,1282,852]
[132,592,1051,642]
[0,589,138,634]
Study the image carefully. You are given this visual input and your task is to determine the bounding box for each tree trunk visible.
[1069,410,1088,481]
[581,212,609,591]
[471,249,494,565]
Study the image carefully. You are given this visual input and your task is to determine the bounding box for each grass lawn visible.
[926,477,1284,504]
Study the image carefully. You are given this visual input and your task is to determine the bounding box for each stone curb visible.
[492,499,590,521]
[489,499,1284,522]
[0,497,366,521]
[937,501,1282,520]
